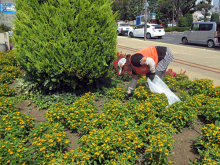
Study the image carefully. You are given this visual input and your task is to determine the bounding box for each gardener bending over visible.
[118,46,174,98]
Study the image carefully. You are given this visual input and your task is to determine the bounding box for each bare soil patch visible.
[16,100,47,123]
[168,120,203,164]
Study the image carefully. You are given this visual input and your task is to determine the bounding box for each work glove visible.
[124,93,133,100]
[146,72,155,81]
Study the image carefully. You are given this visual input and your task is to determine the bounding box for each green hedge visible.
[164,26,189,32]
[13,0,117,91]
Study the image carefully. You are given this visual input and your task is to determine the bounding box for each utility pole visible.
[144,0,148,41]
[172,0,174,27]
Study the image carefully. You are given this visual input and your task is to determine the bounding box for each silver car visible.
[181,22,220,48]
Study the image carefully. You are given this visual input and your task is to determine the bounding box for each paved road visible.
[116,36,220,87]
[121,32,220,51]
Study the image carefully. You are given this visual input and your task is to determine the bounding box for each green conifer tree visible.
[13,0,117,90]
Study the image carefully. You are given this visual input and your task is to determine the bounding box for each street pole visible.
[172,0,174,27]
[144,0,148,41]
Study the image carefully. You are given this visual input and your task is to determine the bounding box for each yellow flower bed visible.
[0,51,219,164]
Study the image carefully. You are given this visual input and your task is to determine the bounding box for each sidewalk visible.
[117,36,220,87]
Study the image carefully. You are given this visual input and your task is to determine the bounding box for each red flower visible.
[180,69,186,74]
[165,69,177,77]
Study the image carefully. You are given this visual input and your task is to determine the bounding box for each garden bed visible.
[0,51,219,165]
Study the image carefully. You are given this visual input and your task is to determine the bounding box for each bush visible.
[13,0,117,90]
[178,17,188,27]
[0,23,12,32]
[184,14,193,27]
[210,13,220,22]
[164,26,189,32]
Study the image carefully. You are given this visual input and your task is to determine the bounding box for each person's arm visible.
[140,57,155,73]
[127,74,138,94]
[141,57,156,81]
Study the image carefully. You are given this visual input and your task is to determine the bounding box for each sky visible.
[212,0,219,8]
[196,0,218,6]
[196,0,219,11]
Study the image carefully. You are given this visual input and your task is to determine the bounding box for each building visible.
[193,13,198,22]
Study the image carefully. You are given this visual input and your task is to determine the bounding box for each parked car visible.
[168,23,176,27]
[181,22,220,48]
[115,22,131,35]
[128,24,165,39]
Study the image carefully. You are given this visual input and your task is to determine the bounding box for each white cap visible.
[118,58,126,75]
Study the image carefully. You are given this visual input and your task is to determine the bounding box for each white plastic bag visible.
[147,75,181,106]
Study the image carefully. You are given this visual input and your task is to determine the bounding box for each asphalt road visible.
[121,32,220,51]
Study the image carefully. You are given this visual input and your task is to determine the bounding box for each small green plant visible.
[45,92,97,134]
[133,86,151,100]
[0,96,18,115]
[159,101,197,131]
[0,111,35,139]
[106,87,126,100]
[192,123,220,165]
[77,118,145,164]
[0,23,12,32]
[0,137,31,164]
[188,79,214,96]
[0,84,16,96]
[0,65,22,84]
[26,121,70,164]
[0,51,17,66]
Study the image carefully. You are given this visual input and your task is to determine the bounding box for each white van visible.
[181,22,220,48]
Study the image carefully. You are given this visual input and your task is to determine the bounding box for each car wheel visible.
[207,40,214,48]
[129,32,133,38]
[158,36,162,39]
[146,33,151,39]
[182,38,188,45]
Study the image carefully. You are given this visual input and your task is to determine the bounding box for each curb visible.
[166,31,183,33]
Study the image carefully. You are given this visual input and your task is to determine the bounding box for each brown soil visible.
[12,82,203,165]
[168,121,203,164]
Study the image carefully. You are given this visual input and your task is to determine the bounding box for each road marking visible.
[116,44,220,74]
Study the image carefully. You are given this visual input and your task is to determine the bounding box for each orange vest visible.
[129,46,158,75]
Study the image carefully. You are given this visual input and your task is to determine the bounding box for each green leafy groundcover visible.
[0,51,220,165]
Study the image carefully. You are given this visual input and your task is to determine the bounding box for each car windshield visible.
[152,25,163,29]
[120,23,130,26]
[152,25,163,28]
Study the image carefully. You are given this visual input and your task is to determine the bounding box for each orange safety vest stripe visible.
[129,46,158,75]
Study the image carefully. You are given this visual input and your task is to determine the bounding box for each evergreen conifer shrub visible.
[184,14,193,27]
[13,0,117,90]
[210,13,220,22]
[178,17,188,27]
